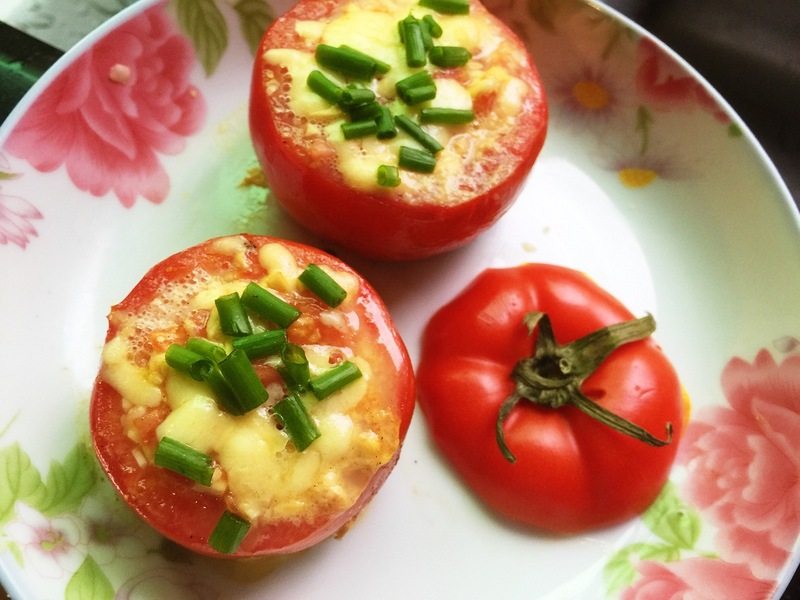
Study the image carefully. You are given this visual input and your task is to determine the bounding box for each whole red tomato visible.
[249,0,547,260]
[91,235,415,557]
[416,264,684,533]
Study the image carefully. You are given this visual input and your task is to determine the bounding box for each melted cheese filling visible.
[102,236,398,524]
[262,0,534,203]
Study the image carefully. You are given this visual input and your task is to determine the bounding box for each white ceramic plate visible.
[1,0,799,598]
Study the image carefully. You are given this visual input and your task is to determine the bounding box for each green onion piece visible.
[165,344,214,381]
[341,45,390,74]
[209,511,251,554]
[205,365,244,415]
[307,70,344,105]
[281,343,311,390]
[341,119,379,139]
[419,0,470,14]
[218,348,268,413]
[232,329,287,359]
[298,264,348,307]
[377,164,401,187]
[310,361,363,399]
[215,293,252,337]
[375,106,397,139]
[419,107,475,124]
[273,393,321,451]
[315,44,377,80]
[402,84,437,105]
[154,436,214,486]
[396,70,434,95]
[399,145,437,173]
[419,18,433,50]
[339,86,376,108]
[241,282,300,328]
[400,17,427,68]
[395,115,444,153]
[428,45,472,68]
[185,337,227,363]
[422,14,443,37]
[346,100,383,121]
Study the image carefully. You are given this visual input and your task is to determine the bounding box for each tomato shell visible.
[416,264,685,533]
[249,0,548,260]
[90,235,415,557]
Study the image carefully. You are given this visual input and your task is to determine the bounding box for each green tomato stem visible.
[496,312,673,463]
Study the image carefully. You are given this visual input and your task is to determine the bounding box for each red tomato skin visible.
[416,264,684,533]
[249,0,548,261]
[91,235,415,557]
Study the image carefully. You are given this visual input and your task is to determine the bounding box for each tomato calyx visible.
[496,312,673,463]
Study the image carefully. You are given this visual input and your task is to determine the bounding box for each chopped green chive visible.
[339,85,376,108]
[315,44,378,80]
[215,293,252,337]
[399,145,437,173]
[241,282,300,328]
[307,70,344,105]
[376,106,397,139]
[428,45,472,68]
[377,164,401,187]
[341,45,390,74]
[273,393,321,451]
[395,115,444,153]
[419,0,470,14]
[396,71,435,96]
[422,14,443,37]
[217,348,268,414]
[185,337,227,363]
[281,343,311,390]
[400,16,427,68]
[346,100,383,121]
[402,84,437,105]
[419,18,433,51]
[419,107,475,124]
[310,361,363,399]
[154,437,214,486]
[205,365,243,415]
[341,119,379,139]
[299,264,348,307]
[232,329,287,359]
[209,511,251,554]
[165,344,214,381]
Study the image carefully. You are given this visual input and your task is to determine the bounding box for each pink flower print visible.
[5,4,206,207]
[5,504,85,579]
[679,349,800,580]
[621,558,773,600]
[0,189,42,249]
[635,39,729,123]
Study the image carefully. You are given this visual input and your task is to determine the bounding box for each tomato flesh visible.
[417,264,685,532]
[249,0,548,260]
[91,235,415,556]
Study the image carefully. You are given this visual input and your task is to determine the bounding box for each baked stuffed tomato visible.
[90,235,415,557]
[250,0,547,260]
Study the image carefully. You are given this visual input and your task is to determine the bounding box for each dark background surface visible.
[0,0,799,598]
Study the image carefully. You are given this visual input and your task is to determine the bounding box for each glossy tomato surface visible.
[250,0,547,260]
[416,264,685,533]
[91,235,415,557]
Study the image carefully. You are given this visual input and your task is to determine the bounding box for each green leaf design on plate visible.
[0,443,45,524]
[29,443,96,516]
[604,542,680,595]
[65,555,114,600]
[234,0,273,56]
[175,0,229,76]
[642,482,701,549]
